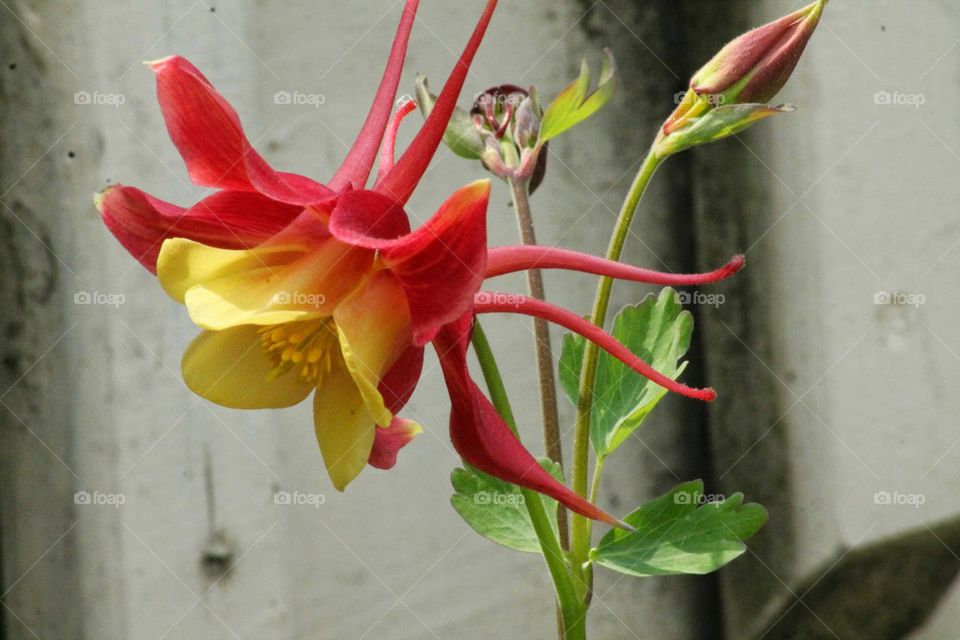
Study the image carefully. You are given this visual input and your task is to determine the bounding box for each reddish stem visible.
[486,246,744,285]
[376,99,418,185]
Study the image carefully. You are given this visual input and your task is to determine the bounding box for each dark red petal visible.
[329,181,490,346]
[486,245,745,285]
[474,292,716,402]
[329,0,420,191]
[95,185,302,273]
[378,346,425,414]
[149,55,331,205]
[433,315,622,527]
[376,0,498,204]
[368,417,422,470]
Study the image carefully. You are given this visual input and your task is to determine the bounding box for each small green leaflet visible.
[656,103,795,157]
[590,480,767,577]
[450,459,563,554]
[539,48,619,144]
[559,288,692,458]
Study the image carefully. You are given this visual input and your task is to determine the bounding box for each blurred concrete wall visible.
[0,1,957,639]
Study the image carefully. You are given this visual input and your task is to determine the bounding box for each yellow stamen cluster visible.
[259,319,341,384]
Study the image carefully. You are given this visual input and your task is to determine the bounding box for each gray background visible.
[1,1,957,638]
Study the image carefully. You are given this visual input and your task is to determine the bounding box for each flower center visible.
[259,318,341,385]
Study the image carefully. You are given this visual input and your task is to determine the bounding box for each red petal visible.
[433,315,622,527]
[329,0,420,191]
[148,55,332,205]
[329,181,490,346]
[378,346,425,414]
[368,417,422,470]
[376,0,498,204]
[95,185,302,273]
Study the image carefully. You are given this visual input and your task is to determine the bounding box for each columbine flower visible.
[96,0,745,526]
[97,0,497,491]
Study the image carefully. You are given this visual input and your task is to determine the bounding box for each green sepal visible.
[539,48,619,143]
[415,74,484,159]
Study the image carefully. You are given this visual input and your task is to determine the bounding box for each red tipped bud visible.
[691,0,827,105]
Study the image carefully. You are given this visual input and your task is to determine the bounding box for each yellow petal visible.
[313,363,376,490]
[333,271,412,428]
[162,237,374,331]
[158,238,306,303]
[182,326,313,409]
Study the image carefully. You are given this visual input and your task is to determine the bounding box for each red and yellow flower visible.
[96,0,744,526]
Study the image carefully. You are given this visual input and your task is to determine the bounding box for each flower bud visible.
[513,90,542,149]
[691,0,827,105]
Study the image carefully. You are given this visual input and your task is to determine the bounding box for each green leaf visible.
[414,74,484,159]
[539,48,618,143]
[591,480,768,577]
[450,459,563,553]
[655,103,795,157]
[559,288,692,457]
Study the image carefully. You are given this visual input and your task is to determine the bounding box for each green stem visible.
[507,173,568,550]
[471,323,587,640]
[588,457,605,506]
[569,149,663,595]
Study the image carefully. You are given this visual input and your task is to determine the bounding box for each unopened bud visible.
[691,0,827,105]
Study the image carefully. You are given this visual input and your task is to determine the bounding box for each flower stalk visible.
[502,136,568,548]
[569,148,663,595]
